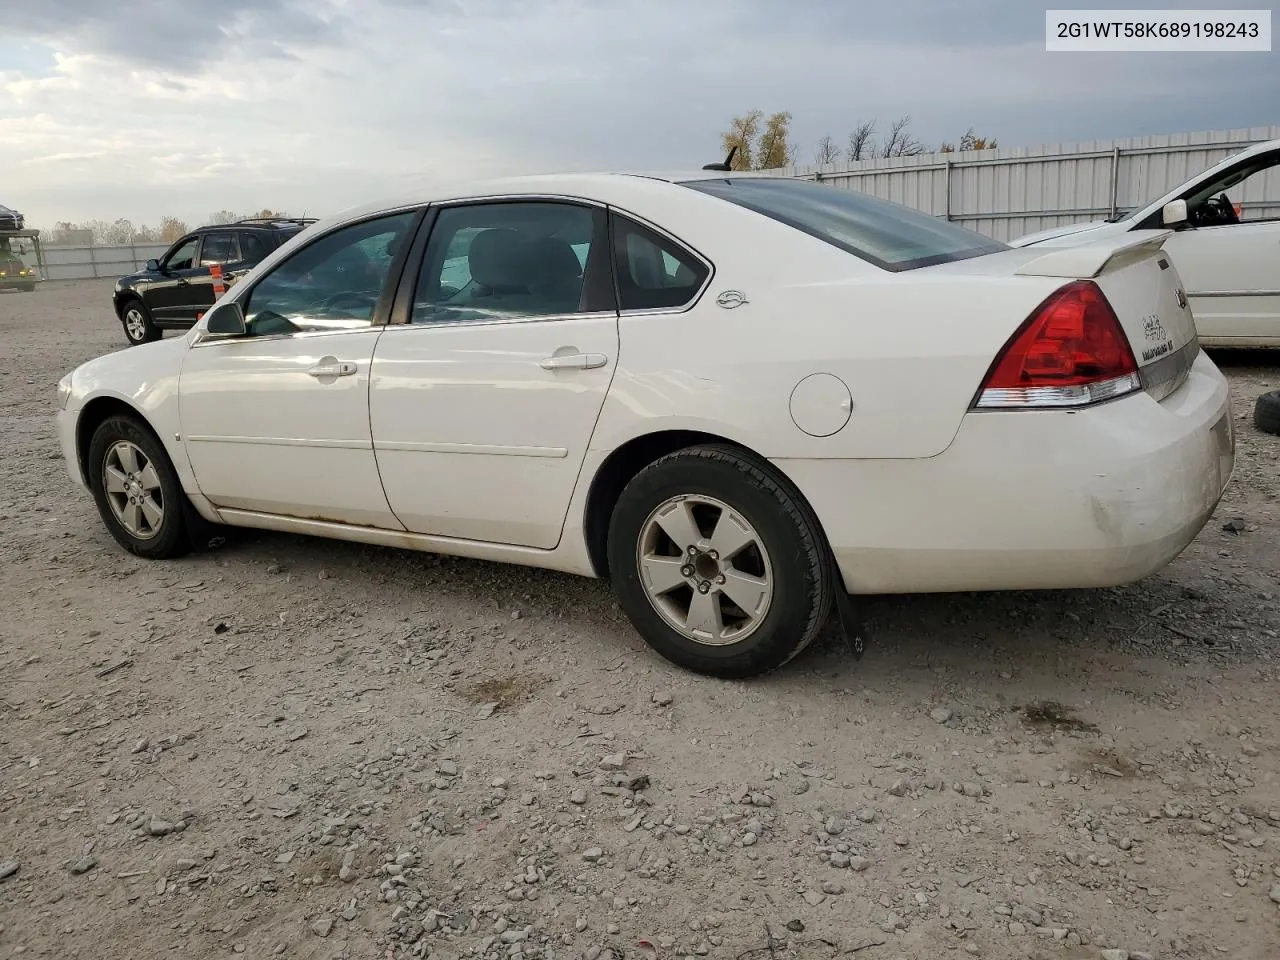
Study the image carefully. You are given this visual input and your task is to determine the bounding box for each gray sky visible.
[1,0,1275,229]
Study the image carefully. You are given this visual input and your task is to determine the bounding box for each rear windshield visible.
[683,177,1007,272]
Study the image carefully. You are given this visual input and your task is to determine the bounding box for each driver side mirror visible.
[146,258,161,272]
[203,300,247,339]
[1162,199,1189,228]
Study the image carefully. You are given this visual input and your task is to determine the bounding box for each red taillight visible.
[975,280,1141,409]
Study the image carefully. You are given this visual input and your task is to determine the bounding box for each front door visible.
[179,209,421,527]
[1164,219,1280,343]
[369,200,618,549]
[147,235,205,323]
[184,230,245,318]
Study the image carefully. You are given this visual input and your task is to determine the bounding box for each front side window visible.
[411,201,606,324]
[683,177,1007,272]
[241,211,416,337]
[199,232,240,266]
[612,215,709,311]
[163,237,199,271]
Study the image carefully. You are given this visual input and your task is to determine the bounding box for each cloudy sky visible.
[1,0,1275,230]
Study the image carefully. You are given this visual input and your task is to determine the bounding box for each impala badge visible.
[716,290,748,309]
[1175,287,1188,310]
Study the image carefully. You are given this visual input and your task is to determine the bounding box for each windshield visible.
[683,177,1006,272]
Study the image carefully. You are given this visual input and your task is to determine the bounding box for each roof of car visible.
[307,170,793,234]
[195,218,317,233]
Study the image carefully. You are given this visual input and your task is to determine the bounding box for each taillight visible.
[974,280,1140,409]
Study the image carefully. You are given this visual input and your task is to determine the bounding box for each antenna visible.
[702,144,738,172]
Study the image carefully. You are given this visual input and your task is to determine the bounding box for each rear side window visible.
[240,232,269,262]
[683,177,1007,272]
[611,215,708,311]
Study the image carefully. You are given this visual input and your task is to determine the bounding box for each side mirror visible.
[1162,199,1188,227]
[146,258,161,272]
[203,300,247,339]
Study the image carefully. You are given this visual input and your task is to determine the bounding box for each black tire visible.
[1254,390,1280,437]
[18,283,34,293]
[120,298,160,345]
[87,415,191,560]
[607,444,835,679]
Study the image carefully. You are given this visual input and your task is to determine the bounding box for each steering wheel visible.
[320,290,378,312]
[1201,193,1239,226]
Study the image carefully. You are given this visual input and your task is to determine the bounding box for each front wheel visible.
[121,300,160,345]
[607,444,835,678]
[87,416,191,559]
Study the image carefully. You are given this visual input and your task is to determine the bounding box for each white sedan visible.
[57,172,1235,678]
[1013,137,1280,348]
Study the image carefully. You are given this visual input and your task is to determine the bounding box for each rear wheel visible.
[88,416,190,559]
[607,444,834,678]
[121,299,160,345]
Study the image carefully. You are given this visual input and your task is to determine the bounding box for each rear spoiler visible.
[1013,229,1173,279]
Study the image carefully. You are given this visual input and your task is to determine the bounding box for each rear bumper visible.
[776,353,1234,594]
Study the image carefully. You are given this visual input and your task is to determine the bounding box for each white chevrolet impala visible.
[57,173,1235,678]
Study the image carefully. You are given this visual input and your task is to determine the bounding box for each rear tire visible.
[607,444,834,678]
[1254,390,1280,436]
[120,299,160,345]
[87,416,191,560]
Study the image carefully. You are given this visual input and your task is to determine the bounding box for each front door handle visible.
[539,352,607,371]
[307,359,358,378]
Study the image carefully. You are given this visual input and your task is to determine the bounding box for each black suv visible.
[113,218,315,345]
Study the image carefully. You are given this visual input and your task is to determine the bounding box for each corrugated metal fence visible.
[40,243,169,281]
[784,125,1280,242]
[31,126,1280,279]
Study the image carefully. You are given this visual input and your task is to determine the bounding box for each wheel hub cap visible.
[637,494,773,646]
[103,440,164,540]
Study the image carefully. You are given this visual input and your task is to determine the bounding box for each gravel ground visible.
[2,280,1279,960]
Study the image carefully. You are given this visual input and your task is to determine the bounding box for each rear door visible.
[369,199,619,549]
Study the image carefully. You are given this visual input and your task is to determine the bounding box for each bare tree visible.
[847,120,876,162]
[814,135,841,166]
[880,115,926,158]
[939,128,999,152]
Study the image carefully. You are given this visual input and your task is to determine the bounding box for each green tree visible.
[719,110,794,170]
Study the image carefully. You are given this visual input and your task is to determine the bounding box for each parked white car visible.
[57,173,1234,677]
[1013,138,1280,348]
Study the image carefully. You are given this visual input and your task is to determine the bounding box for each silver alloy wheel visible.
[636,494,774,646]
[124,307,147,341]
[103,440,164,540]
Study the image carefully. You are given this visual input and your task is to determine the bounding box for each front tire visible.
[120,299,160,345]
[607,444,834,678]
[88,416,190,559]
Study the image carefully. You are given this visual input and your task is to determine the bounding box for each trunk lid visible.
[1012,230,1199,402]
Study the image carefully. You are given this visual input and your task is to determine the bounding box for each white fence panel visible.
[784,126,1280,241]
[42,243,169,281]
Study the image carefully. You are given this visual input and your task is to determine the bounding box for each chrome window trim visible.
[1188,289,1280,298]
[381,309,618,334]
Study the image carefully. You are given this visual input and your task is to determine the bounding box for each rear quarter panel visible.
[589,191,1065,460]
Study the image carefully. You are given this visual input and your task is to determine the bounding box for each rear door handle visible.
[307,359,358,378]
[539,352,607,371]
